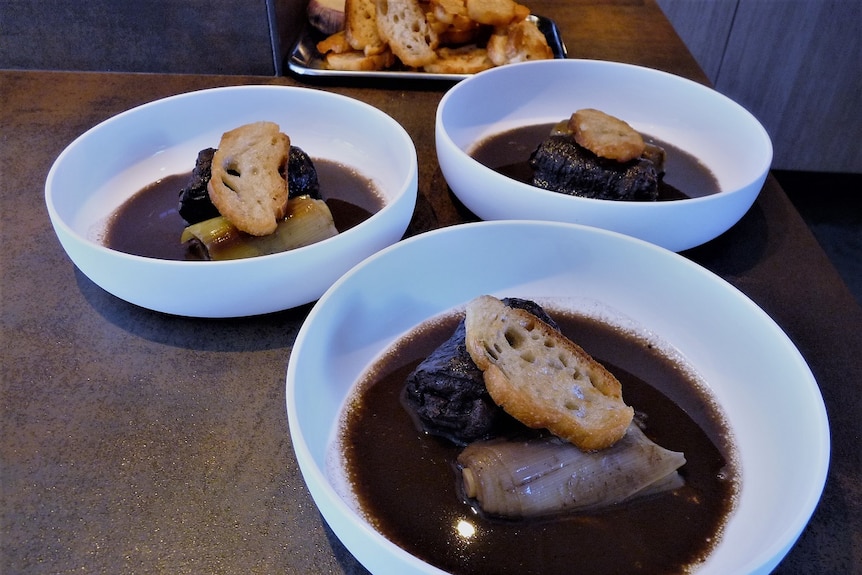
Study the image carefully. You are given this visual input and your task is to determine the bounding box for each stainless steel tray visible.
[287,15,567,80]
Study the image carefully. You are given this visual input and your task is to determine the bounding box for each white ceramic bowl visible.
[435,59,773,252]
[46,85,417,317]
[287,220,829,575]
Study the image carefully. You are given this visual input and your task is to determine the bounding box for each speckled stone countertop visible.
[1,2,860,573]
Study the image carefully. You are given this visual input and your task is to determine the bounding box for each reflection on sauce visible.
[470,123,721,200]
[341,311,738,575]
[104,159,384,260]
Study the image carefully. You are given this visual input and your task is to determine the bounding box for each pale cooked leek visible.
[180,195,338,260]
[457,424,686,518]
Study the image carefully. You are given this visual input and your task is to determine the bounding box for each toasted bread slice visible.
[465,0,527,26]
[429,0,480,38]
[326,48,395,70]
[465,295,634,450]
[308,0,346,35]
[317,30,352,54]
[375,0,438,67]
[208,122,290,237]
[345,0,387,55]
[486,18,553,66]
[424,45,493,74]
[568,108,646,163]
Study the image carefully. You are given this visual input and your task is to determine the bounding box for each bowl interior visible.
[439,59,771,193]
[287,221,828,575]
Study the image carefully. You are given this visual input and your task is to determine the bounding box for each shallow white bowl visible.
[435,59,773,252]
[46,85,417,317]
[287,220,829,574]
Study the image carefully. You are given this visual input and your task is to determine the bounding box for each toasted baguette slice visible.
[568,108,646,163]
[465,295,634,450]
[375,0,438,68]
[317,30,351,54]
[424,45,493,74]
[486,18,553,66]
[346,0,387,55]
[326,49,395,71]
[208,122,290,237]
[465,0,527,26]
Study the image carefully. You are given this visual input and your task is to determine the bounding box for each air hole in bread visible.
[519,351,536,363]
[221,178,238,194]
[224,159,240,177]
[483,342,500,360]
[504,327,523,349]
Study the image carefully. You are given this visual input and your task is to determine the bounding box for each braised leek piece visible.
[457,424,686,518]
[180,195,338,260]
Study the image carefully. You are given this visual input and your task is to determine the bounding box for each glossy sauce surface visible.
[470,123,720,200]
[341,311,737,575]
[105,159,383,260]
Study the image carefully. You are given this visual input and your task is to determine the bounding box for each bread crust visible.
[465,295,634,450]
[208,121,290,237]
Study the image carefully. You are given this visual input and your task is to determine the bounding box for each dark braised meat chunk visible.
[178,147,220,224]
[177,146,321,225]
[287,146,321,200]
[402,298,560,445]
[529,135,660,201]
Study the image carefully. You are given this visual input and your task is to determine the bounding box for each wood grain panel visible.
[717,0,861,171]
[659,0,862,172]
[655,0,737,82]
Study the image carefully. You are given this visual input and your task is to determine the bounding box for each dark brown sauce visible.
[104,159,384,260]
[342,310,737,575]
[470,123,720,200]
